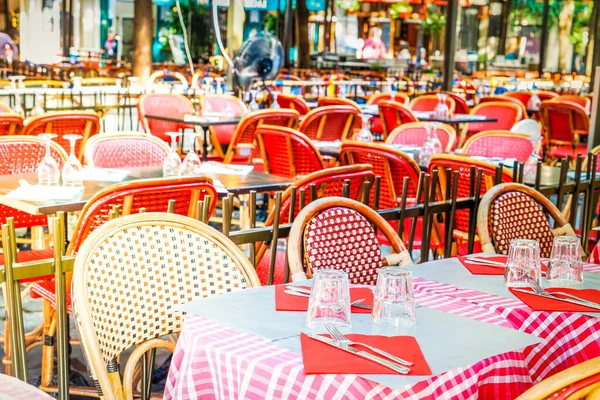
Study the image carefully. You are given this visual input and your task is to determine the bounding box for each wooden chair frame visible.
[0,100,12,113]
[287,197,411,282]
[298,105,358,142]
[477,183,576,254]
[386,122,457,152]
[0,113,24,135]
[146,70,189,90]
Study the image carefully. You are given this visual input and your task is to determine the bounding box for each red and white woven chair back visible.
[443,92,470,114]
[540,101,589,144]
[556,95,590,112]
[0,113,23,135]
[488,191,555,257]
[463,131,533,163]
[387,122,456,152]
[467,102,523,134]
[367,93,409,106]
[378,100,418,137]
[410,95,455,114]
[503,92,532,108]
[137,94,196,143]
[304,207,383,285]
[84,133,171,168]
[299,105,359,141]
[276,94,310,115]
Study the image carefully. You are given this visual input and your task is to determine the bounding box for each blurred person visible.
[362,27,387,59]
[104,29,118,60]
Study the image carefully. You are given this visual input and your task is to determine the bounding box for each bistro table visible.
[0,373,53,399]
[144,114,242,161]
[164,257,600,399]
[0,166,292,215]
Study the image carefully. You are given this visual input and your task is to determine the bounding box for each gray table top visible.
[181,282,541,390]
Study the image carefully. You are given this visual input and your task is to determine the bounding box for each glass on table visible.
[37,133,60,186]
[429,123,443,154]
[305,269,352,330]
[547,236,583,285]
[504,239,542,287]
[271,92,280,109]
[372,267,416,327]
[179,133,202,176]
[163,132,182,177]
[62,134,83,186]
[355,114,373,143]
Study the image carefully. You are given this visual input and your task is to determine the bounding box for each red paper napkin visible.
[275,285,374,313]
[300,333,431,375]
[458,256,548,275]
[509,287,600,313]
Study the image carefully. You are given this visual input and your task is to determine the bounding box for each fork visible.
[284,290,366,307]
[527,277,600,309]
[324,323,413,366]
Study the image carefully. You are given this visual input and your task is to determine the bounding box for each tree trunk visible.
[295,0,310,68]
[558,0,574,73]
[133,0,153,83]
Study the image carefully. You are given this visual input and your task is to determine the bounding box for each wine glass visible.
[355,114,373,143]
[430,123,443,154]
[163,132,182,177]
[179,133,202,176]
[248,90,259,112]
[271,92,280,109]
[62,134,83,186]
[37,133,60,186]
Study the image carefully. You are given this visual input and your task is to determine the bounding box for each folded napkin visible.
[509,287,600,312]
[301,333,431,375]
[5,185,83,202]
[275,285,374,314]
[312,140,342,149]
[75,167,129,182]
[195,162,254,176]
[458,256,548,275]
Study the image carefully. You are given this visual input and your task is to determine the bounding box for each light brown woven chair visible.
[72,212,261,399]
[516,357,600,400]
[287,197,412,284]
[477,183,577,258]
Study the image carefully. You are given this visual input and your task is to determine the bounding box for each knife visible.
[287,286,374,310]
[512,289,600,311]
[307,334,411,374]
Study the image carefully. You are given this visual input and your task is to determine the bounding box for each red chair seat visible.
[212,125,237,146]
[548,144,588,159]
[1,249,54,283]
[30,280,72,315]
[256,249,287,286]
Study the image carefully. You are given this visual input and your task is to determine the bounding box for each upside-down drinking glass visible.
[547,236,583,285]
[37,133,60,185]
[355,114,373,143]
[372,267,416,327]
[504,239,542,287]
[179,133,202,176]
[306,269,352,330]
[163,132,182,177]
[61,134,83,186]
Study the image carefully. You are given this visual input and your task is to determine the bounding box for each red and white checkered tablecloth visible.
[164,289,539,400]
[0,373,53,399]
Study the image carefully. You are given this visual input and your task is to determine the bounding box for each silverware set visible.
[510,277,600,311]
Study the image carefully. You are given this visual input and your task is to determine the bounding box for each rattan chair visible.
[0,100,13,113]
[255,165,375,285]
[276,93,310,115]
[378,100,419,139]
[221,108,299,164]
[555,95,591,112]
[299,105,359,142]
[317,96,361,112]
[256,125,325,178]
[460,101,524,147]
[462,131,534,162]
[146,70,189,90]
[287,197,412,284]
[477,183,576,258]
[479,96,528,117]
[386,122,457,152]
[200,94,248,147]
[367,93,409,106]
[0,113,24,135]
[409,94,456,114]
[442,92,470,114]
[84,132,171,168]
[539,101,589,160]
[22,111,101,162]
[72,212,260,399]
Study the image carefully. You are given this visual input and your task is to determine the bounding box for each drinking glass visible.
[547,236,583,285]
[355,114,373,143]
[163,132,182,177]
[429,123,443,154]
[305,269,352,330]
[179,133,202,176]
[271,92,280,109]
[391,86,397,102]
[37,133,60,185]
[62,134,83,186]
[504,239,542,287]
[372,267,416,327]
[248,90,259,112]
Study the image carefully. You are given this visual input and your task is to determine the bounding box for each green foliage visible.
[422,14,446,35]
[389,3,412,19]
[166,2,214,62]
[264,13,277,34]
[337,0,360,14]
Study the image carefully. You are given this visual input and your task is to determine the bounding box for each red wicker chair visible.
[0,100,12,113]
[478,96,528,118]
[442,92,470,114]
[22,111,101,162]
[317,96,361,112]
[462,131,534,163]
[146,70,189,90]
[378,100,419,139]
[367,93,409,106]
[83,132,171,168]
[276,93,310,115]
[256,125,324,178]
[555,95,591,112]
[477,183,576,258]
[299,105,359,141]
[287,197,412,284]
[255,164,375,285]
[409,94,456,114]
[538,91,559,101]
[221,108,299,165]
[199,94,247,147]
[503,92,534,108]
[539,101,589,159]
[429,154,513,255]
[460,102,523,147]
[386,122,457,152]
[0,113,24,135]
[30,176,218,389]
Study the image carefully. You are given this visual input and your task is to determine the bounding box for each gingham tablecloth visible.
[0,374,53,400]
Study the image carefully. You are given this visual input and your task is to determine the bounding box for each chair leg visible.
[41,301,57,387]
[3,318,12,376]
[30,226,46,250]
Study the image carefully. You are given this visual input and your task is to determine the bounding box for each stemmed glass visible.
[248,90,259,112]
[429,123,443,154]
[163,132,182,177]
[179,133,202,176]
[391,85,397,102]
[37,133,60,186]
[355,114,373,143]
[62,134,83,186]
[271,92,280,109]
